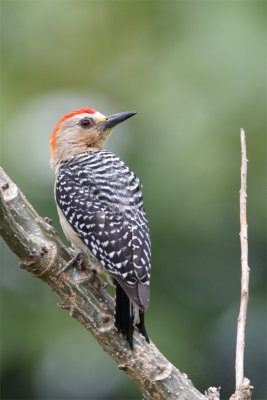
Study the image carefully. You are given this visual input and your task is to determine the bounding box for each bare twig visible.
[0,165,205,400]
[230,129,253,400]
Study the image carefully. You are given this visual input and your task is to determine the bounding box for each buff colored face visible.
[50,111,108,166]
[50,108,137,167]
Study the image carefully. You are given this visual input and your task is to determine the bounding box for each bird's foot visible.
[56,251,86,278]
[87,267,108,289]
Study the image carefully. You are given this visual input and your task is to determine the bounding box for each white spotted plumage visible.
[55,149,151,309]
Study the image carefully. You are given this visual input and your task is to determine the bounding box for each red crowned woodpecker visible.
[50,107,151,348]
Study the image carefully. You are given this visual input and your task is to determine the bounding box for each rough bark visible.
[0,166,205,400]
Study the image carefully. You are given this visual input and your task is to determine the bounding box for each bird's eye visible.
[80,118,93,128]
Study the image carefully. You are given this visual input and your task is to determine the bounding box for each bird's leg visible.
[56,249,86,278]
[67,247,77,258]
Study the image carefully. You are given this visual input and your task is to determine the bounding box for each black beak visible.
[99,111,137,131]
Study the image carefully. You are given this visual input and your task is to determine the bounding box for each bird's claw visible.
[56,251,86,278]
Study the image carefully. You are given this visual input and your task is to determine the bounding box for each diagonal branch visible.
[0,166,205,400]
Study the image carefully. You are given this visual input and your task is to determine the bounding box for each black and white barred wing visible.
[55,150,151,309]
[92,206,151,309]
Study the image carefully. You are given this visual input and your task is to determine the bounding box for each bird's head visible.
[50,107,137,167]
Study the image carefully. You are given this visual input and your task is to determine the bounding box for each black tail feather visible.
[114,282,149,349]
[136,310,150,344]
[114,281,134,349]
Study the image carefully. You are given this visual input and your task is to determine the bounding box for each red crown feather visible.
[50,107,96,155]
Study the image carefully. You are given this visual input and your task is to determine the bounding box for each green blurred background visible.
[1,1,266,399]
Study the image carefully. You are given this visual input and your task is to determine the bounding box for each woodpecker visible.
[50,107,151,348]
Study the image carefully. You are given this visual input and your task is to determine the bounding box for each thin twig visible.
[230,129,253,400]
[236,128,249,388]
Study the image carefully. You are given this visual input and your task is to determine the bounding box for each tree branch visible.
[0,166,205,400]
[230,129,253,400]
